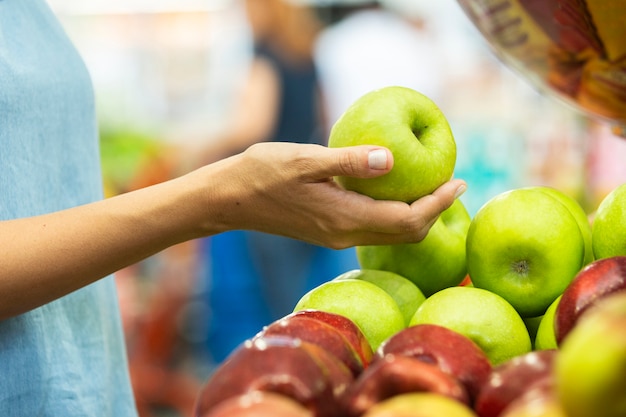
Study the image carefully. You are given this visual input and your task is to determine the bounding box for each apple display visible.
[327,86,456,203]
[376,324,491,404]
[357,198,471,297]
[474,349,558,417]
[534,296,560,351]
[341,354,470,417]
[194,336,353,417]
[289,309,374,368]
[258,313,365,377]
[533,186,594,266]
[200,391,313,417]
[293,279,405,351]
[592,183,626,259]
[332,269,426,325]
[466,187,586,318]
[554,256,626,345]
[410,286,532,365]
[556,292,626,417]
[361,392,478,417]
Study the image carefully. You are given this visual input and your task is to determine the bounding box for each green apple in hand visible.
[328,86,456,203]
[410,286,531,365]
[293,279,405,352]
[556,292,626,417]
[592,183,626,259]
[357,198,471,297]
[466,187,586,318]
[333,269,426,326]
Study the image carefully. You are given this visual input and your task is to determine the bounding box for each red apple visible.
[376,324,491,404]
[341,354,470,417]
[499,376,566,417]
[474,349,558,417]
[290,309,374,367]
[554,256,626,345]
[199,391,313,417]
[194,336,353,417]
[259,313,364,376]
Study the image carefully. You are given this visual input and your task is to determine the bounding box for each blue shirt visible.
[0,1,137,415]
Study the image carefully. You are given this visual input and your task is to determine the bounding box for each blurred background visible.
[48,0,626,416]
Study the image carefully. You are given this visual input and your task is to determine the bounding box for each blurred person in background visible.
[314,0,446,134]
[0,1,467,416]
[195,0,361,365]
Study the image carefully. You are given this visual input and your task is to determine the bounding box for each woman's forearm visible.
[0,163,216,319]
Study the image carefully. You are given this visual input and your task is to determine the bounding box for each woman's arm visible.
[0,143,465,319]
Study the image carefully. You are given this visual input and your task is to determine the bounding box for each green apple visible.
[362,392,478,417]
[534,295,560,350]
[327,86,456,203]
[332,269,426,326]
[533,186,594,266]
[356,198,471,297]
[466,188,585,318]
[293,279,405,351]
[556,291,626,417]
[592,183,626,259]
[410,286,531,365]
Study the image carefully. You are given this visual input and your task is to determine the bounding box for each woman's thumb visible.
[322,146,394,179]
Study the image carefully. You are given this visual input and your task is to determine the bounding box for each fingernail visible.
[368,149,388,170]
[454,184,467,199]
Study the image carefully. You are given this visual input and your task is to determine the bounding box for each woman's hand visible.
[201,142,467,249]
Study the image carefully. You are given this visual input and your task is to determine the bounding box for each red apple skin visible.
[194,336,353,417]
[459,275,473,286]
[499,375,565,417]
[199,391,313,417]
[474,349,558,417]
[340,354,470,417]
[375,324,491,404]
[290,309,374,367]
[259,314,364,377]
[555,256,626,345]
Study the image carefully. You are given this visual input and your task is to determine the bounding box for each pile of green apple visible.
[193,87,626,417]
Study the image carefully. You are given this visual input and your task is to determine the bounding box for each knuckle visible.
[338,151,361,175]
[402,213,431,242]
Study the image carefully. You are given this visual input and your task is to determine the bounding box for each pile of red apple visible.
[192,254,626,417]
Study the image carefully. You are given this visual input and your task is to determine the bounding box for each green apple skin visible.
[534,295,560,350]
[333,269,426,326]
[362,392,478,417]
[293,279,405,352]
[556,292,626,417]
[328,86,456,203]
[410,286,532,365]
[532,186,594,266]
[356,198,470,297]
[592,183,626,259]
[466,188,585,318]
